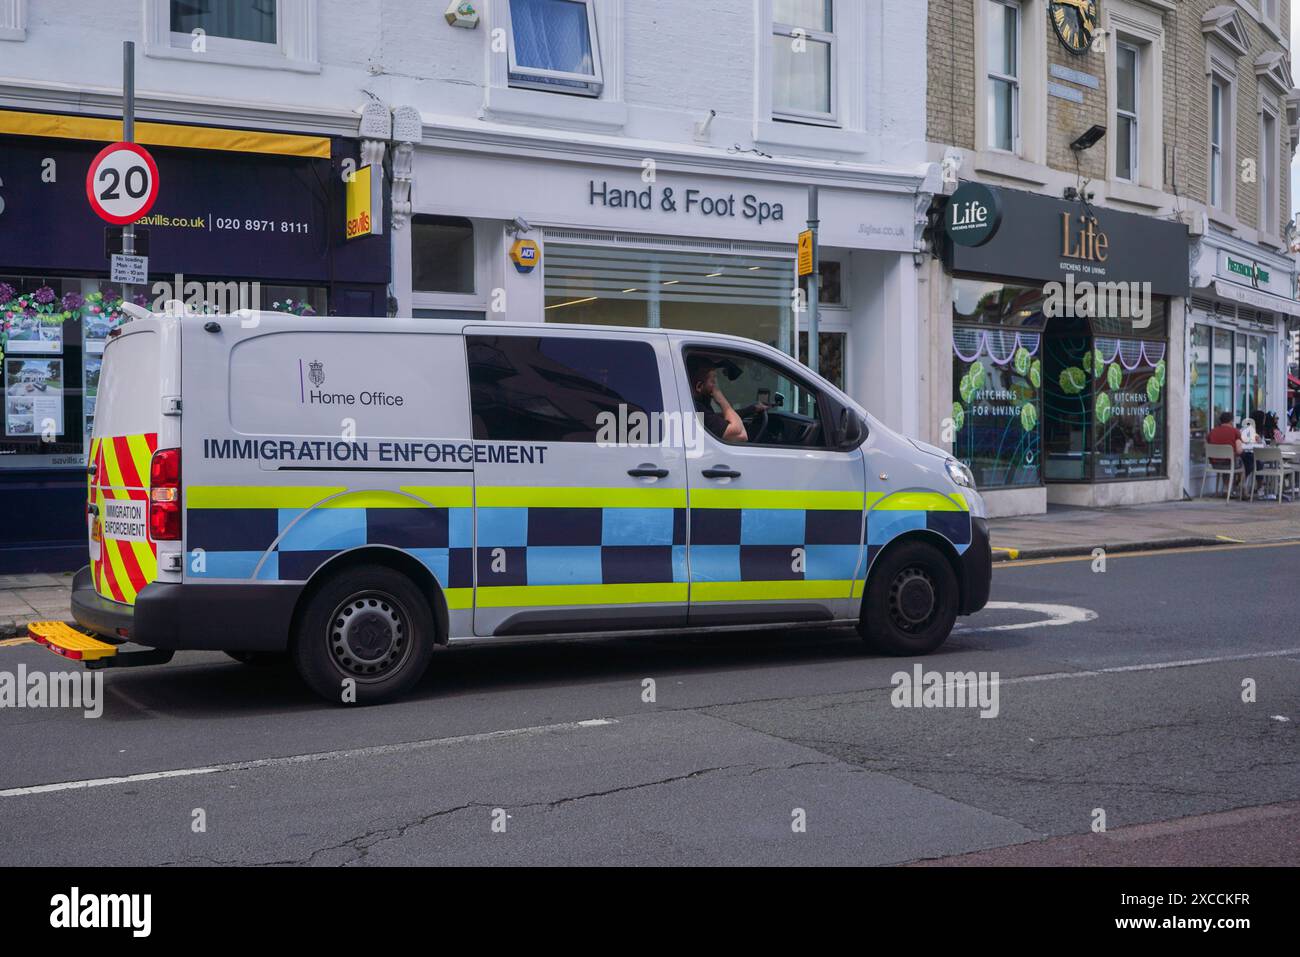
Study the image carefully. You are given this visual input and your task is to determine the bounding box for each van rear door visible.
[88,325,164,606]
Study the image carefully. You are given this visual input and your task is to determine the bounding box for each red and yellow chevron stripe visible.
[89,432,159,606]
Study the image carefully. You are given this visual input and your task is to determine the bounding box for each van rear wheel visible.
[291,564,434,705]
[858,541,958,656]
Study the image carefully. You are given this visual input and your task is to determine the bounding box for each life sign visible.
[944,182,1001,248]
[86,142,160,226]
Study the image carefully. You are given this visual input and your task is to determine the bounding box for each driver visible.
[686,355,767,443]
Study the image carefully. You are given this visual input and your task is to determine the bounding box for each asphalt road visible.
[1,542,1297,866]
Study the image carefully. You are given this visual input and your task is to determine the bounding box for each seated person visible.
[687,355,767,443]
[1207,411,1253,482]
[1263,412,1284,444]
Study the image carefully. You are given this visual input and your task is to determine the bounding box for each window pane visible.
[952,326,1041,488]
[1234,333,1248,422]
[773,0,831,31]
[509,0,595,76]
[543,246,797,357]
[467,336,662,443]
[797,330,846,390]
[686,348,825,447]
[1117,46,1136,113]
[772,34,832,115]
[987,1,1017,76]
[1116,114,1134,180]
[1092,338,1166,479]
[412,216,474,294]
[988,78,1015,150]
[170,0,276,43]
[1189,323,1211,469]
[1212,328,1233,422]
[1210,83,1221,145]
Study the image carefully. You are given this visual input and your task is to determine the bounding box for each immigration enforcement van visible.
[30,309,991,704]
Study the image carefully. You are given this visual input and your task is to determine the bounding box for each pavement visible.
[989,496,1300,560]
[4,496,1300,637]
[0,572,73,641]
[0,541,1296,865]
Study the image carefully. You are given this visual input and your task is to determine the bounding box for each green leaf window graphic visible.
[1095,391,1112,424]
[951,329,1041,489]
[1059,366,1087,395]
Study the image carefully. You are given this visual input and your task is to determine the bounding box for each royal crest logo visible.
[308,360,325,387]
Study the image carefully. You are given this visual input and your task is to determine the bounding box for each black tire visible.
[291,564,435,705]
[858,540,959,656]
[224,650,287,667]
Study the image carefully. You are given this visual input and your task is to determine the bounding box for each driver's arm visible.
[712,387,748,442]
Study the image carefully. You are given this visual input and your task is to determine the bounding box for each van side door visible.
[675,338,867,626]
[467,328,688,637]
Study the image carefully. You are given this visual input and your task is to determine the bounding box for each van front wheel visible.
[859,541,958,656]
[291,565,435,705]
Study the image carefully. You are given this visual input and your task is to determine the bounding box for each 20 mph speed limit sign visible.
[85,142,160,225]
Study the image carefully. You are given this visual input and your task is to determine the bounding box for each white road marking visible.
[0,716,618,798]
[953,601,1098,633]
[1005,648,1300,685]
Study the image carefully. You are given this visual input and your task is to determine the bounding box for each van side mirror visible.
[773,392,785,408]
[836,408,866,448]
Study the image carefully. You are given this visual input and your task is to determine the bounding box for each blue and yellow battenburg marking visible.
[473,486,689,607]
[186,486,475,609]
[684,488,865,603]
[183,485,969,610]
[854,489,972,598]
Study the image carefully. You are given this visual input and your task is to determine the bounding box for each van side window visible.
[467,335,663,442]
[683,347,826,448]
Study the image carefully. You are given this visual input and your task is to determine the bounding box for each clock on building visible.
[1050,0,1098,55]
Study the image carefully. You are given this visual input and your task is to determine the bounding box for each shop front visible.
[0,110,389,572]
[934,185,1189,517]
[395,128,931,434]
[1186,235,1300,493]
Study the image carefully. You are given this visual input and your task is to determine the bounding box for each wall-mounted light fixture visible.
[1070,125,1106,152]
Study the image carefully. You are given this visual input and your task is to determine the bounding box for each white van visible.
[33,310,990,704]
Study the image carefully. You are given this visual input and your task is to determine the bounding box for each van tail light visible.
[148,448,182,541]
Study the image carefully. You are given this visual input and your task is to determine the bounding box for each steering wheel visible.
[745,406,769,443]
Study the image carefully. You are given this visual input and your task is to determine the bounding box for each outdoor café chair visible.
[1201,443,1248,502]
[1278,443,1300,501]
[1250,447,1286,501]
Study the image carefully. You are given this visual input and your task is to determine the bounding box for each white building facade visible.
[0,0,937,572]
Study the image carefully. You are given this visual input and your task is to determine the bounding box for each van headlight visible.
[945,457,975,490]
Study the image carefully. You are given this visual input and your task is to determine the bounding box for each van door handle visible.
[627,465,670,478]
[87,503,99,516]
[702,466,742,479]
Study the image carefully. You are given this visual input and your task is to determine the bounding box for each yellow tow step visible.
[27,621,119,662]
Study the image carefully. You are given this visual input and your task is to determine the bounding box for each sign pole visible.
[120,41,136,303]
[806,185,820,376]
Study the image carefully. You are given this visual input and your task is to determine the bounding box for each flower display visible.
[271,298,317,317]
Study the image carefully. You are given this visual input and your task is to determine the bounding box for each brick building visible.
[926,0,1300,516]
